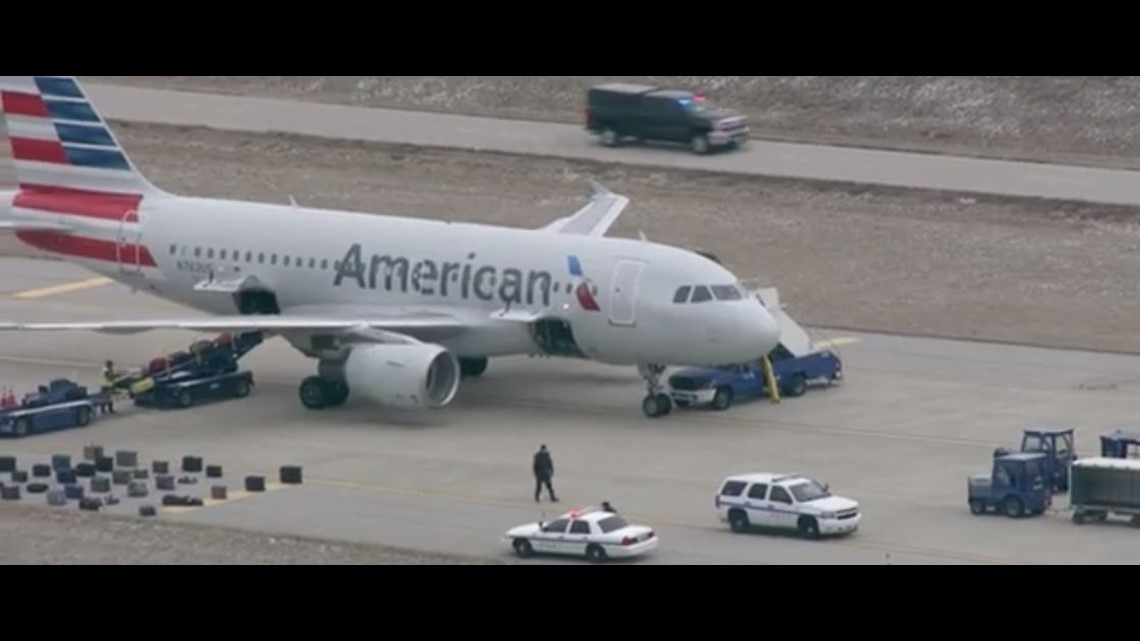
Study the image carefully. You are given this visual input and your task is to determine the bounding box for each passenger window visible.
[541,519,569,533]
[194,247,201,258]
[747,483,769,499]
[569,520,591,535]
[245,252,253,263]
[169,244,177,255]
[258,253,265,264]
[712,285,743,301]
[283,256,290,267]
[673,286,691,303]
[719,480,747,497]
[321,259,329,270]
[308,258,316,269]
[769,486,792,504]
[296,257,303,268]
[219,250,227,260]
[691,286,712,303]
[271,254,278,265]
[207,248,214,259]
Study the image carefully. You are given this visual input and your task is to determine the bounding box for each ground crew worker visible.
[532,444,558,503]
[101,360,119,413]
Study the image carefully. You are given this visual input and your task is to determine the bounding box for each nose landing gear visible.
[639,363,673,418]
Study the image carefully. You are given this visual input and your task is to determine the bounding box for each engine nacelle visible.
[342,343,461,409]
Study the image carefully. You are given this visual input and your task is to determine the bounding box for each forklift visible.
[994,427,1076,493]
[1100,428,1140,459]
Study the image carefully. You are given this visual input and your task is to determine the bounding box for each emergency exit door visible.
[609,259,644,327]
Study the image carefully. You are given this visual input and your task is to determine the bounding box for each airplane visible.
[0,75,781,419]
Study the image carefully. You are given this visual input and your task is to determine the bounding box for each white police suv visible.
[714,472,862,539]
[503,505,658,562]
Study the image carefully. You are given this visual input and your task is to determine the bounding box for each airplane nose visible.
[744,302,781,358]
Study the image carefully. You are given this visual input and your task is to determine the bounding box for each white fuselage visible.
[12,192,780,368]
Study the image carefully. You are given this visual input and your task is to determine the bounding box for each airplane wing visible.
[538,179,630,237]
[0,308,468,344]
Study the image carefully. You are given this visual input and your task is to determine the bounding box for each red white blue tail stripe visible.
[0,76,160,195]
[0,75,163,268]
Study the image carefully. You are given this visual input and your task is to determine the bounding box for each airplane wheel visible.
[459,357,488,378]
[299,376,327,410]
[326,381,350,407]
[642,393,672,418]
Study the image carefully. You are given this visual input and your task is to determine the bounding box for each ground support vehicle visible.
[1068,457,1140,526]
[667,287,842,411]
[503,506,658,563]
[994,427,1075,492]
[715,472,862,539]
[0,379,112,438]
[1100,429,1140,459]
[967,452,1051,518]
[585,83,749,155]
[116,332,263,410]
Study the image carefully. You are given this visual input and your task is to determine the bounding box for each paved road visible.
[82,82,1140,207]
[1,259,1139,564]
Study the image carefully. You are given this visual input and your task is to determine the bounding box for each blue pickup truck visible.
[667,344,842,411]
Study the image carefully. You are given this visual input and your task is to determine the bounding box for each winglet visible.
[537,177,630,237]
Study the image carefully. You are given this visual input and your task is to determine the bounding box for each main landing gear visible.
[639,363,673,419]
[459,357,488,378]
[299,376,350,410]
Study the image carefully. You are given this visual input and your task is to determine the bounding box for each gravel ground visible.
[5,121,1140,354]
[83,76,1140,169]
[0,503,505,564]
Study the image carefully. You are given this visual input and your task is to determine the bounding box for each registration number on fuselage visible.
[176,260,214,275]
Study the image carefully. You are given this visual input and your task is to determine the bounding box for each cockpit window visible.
[691,286,712,303]
[673,286,692,303]
[711,285,743,301]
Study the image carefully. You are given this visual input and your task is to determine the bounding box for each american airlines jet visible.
[0,75,780,418]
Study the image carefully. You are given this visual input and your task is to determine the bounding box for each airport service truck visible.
[1068,457,1140,526]
[667,287,842,411]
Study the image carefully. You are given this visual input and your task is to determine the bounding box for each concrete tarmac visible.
[1,259,1138,564]
[81,81,1140,207]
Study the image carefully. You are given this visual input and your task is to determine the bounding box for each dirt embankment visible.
[83,76,1140,168]
[0,504,504,565]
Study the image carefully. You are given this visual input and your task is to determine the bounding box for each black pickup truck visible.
[585,83,749,154]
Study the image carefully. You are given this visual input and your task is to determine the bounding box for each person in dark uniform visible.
[601,501,617,514]
[532,444,558,503]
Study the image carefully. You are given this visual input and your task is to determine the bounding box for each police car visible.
[714,472,862,539]
[503,506,658,562]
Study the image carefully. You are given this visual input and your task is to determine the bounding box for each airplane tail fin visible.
[0,76,165,197]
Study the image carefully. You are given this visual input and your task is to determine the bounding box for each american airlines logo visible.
[333,243,560,307]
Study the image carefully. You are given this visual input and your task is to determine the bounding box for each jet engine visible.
[342,343,461,409]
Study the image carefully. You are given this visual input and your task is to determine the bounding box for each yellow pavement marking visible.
[12,276,114,299]
[161,481,290,515]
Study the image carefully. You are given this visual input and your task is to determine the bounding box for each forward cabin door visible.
[608,259,645,327]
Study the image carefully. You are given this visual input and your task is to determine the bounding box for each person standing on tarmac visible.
[101,360,119,413]
[533,444,558,503]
